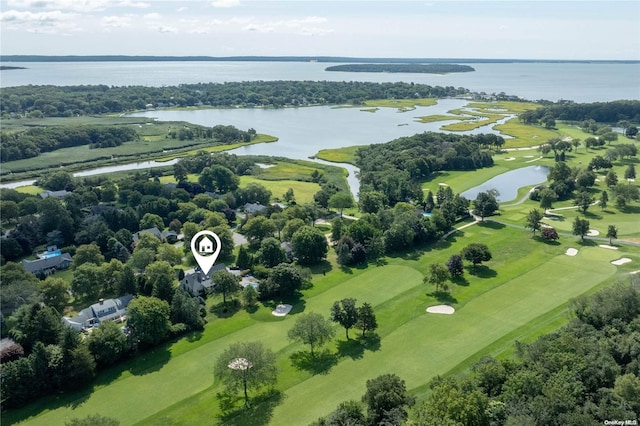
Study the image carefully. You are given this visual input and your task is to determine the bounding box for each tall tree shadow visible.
[429,291,458,304]
[218,389,283,426]
[451,276,469,286]
[290,349,338,375]
[467,265,497,278]
[336,332,381,360]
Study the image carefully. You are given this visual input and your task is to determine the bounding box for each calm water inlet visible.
[462,166,550,202]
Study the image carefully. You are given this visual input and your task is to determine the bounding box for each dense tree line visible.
[356,132,496,205]
[0,126,138,162]
[411,282,640,425]
[519,100,640,124]
[325,63,475,73]
[1,81,469,117]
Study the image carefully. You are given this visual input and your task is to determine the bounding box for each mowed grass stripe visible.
[16,267,422,426]
[268,248,618,425]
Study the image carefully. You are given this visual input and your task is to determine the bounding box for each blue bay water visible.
[1,61,639,102]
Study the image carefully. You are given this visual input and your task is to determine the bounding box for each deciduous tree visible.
[214,341,277,407]
[446,254,464,278]
[606,225,618,245]
[291,225,328,265]
[287,312,335,357]
[211,269,241,306]
[524,209,544,236]
[572,217,590,241]
[424,263,450,293]
[472,191,499,221]
[356,302,378,337]
[362,374,415,425]
[127,296,171,347]
[330,298,359,340]
[461,243,492,266]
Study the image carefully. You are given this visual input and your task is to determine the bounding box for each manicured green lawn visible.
[8,224,636,426]
[238,176,320,205]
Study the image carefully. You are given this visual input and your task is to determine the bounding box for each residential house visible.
[63,295,134,331]
[133,227,179,244]
[243,202,266,215]
[180,264,227,297]
[21,252,73,276]
[39,190,70,199]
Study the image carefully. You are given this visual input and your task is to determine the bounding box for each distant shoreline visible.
[325,63,475,74]
[0,55,638,64]
[0,66,27,70]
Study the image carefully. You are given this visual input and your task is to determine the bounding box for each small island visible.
[325,63,475,74]
[0,65,27,70]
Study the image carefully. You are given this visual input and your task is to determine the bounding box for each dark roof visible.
[133,227,162,242]
[21,253,72,273]
[243,202,266,214]
[180,264,227,296]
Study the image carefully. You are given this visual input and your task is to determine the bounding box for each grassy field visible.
[6,222,637,426]
[313,146,360,165]
[494,118,562,148]
[0,115,278,180]
[239,176,320,205]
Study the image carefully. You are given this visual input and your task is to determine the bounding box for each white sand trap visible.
[587,229,600,236]
[438,182,449,186]
[272,304,292,317]
[426,305,455,315]
[629,270,640,275]
[611,258,632,266]
[504,157,516,161]
[523,155,534,158]
[566,248,578,256]
[599,244,618,250]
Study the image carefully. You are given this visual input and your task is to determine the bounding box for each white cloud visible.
[211,0,241,8]
[143,12,162,20]
[7,0,110,12]
[116,0,150,8]
[239,16,332,36]
[102,15,133,29]
[0,9,81,33]
[156,25,177,33]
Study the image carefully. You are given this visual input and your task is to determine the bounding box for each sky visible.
[1,0,639,60]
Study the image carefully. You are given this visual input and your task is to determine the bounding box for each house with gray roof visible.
[21,253,73,276]
[180,264,227,297]
[243,202,267,215]
[63,295,134,331]
[133,227,179,244]
[39,190,70,199]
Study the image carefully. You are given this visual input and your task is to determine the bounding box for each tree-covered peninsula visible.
[325,63,475,74]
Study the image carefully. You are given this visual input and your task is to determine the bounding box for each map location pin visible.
[190,230,222,275]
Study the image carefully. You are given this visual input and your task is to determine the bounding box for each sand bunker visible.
[523,155,534,158]
[272,304,292,317]
[426,305,455,315]
[629,270,640,275]
[566,248,578,256]
[438,182,449,186]
[587,229,600,236]
[599,244,618,250]
[504,157,516,161]
[611,258,632,266]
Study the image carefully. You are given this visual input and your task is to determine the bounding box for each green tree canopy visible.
[214,341,278,407]
[291,225,328,265]
[287,312,335,357]
[127,296,171,347]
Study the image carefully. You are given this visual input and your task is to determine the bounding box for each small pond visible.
[462,165,550,202]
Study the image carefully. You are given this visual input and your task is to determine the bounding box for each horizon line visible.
[1,55,639,64]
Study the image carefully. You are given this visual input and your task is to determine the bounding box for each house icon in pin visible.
[199,236,214,254]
